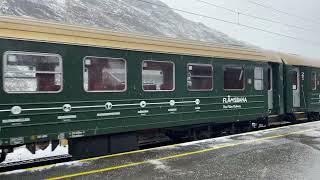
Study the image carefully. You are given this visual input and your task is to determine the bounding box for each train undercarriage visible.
[0,112,318,164]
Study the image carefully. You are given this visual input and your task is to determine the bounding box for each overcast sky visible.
[160,0,320,59]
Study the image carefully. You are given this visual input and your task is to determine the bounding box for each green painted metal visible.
[277,63,285,114]
[268,63,284,115]
[305,67,320,112]
[0,38,273,147]
[282,63,320,114]
[283,64,294,113]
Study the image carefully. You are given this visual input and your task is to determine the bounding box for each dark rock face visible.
[0,0,250,47]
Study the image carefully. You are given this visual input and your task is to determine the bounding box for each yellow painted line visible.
[294,112,305,114]
[268,115,278,118]
[22,143,182,172]
[45,128,318,180]
[6,121,319,173]
[297,118,308,121]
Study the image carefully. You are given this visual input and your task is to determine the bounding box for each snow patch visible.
[148,160,171,172]
[3,144,68,163]
[56,0,65,6]
[157,145,181,150]
[1,160,86,175]
[30,160,87,172]
[148,160,193,176]
[178,136,232,147]
[303,130,320,138]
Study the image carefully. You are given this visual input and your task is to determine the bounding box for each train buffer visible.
[1,121,320,180]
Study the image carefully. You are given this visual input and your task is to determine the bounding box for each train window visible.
[267,68,272,90]
[254,67,263,90]
[187,64,213,91]
[311,72,317,90]
[224,66,244,90]
[3,51,62,93]
[292,71,298,90]
[83,57,126,92]
[142,60,174,91]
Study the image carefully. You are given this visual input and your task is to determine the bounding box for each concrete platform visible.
[1,121,320,180]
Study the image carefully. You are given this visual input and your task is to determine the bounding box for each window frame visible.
[3,51,63,94]
[311,71,317,90]
[187,63,213,92]
[223,65,245,91]
[141,60,175,92]
[83,56,127,93]
[254,66,264,91]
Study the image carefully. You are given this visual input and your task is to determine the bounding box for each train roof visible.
[263,50,282,63]
[278,53,320,68]
[264,50,320,68]
[0,16,281,63]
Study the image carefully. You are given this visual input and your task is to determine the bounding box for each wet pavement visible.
[1,121,320,180]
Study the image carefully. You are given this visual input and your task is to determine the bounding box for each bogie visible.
[0,153,6,163]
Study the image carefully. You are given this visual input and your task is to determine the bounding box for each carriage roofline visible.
[0,15,273,62]
[0,16,318,67]
[264,50,320,68]
[279,53,320,68]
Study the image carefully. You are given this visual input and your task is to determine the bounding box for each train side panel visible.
[306,67,320,113]
[0,39,269,148]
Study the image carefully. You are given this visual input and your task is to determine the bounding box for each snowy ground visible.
[3,143,68,163]
[1,122,316,164]
[1,121,320,178]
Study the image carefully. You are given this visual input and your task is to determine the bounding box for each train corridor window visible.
[254,67,263,90]
[84,57,126,92]
[267,68,272,90]
[311,72,317,90]
[3,51,62,93]
[224,66,244,90]
[187,64,213,91]
[292,71,298,90]
[142,60,174,91]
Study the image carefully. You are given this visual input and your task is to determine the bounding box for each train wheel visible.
[0,152,6,163]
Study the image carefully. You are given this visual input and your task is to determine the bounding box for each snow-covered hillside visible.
[0,0,250,47]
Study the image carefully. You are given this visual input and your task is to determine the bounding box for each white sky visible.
[160,0,320,59]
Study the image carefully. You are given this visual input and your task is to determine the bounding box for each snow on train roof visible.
[264,50,320,68]
[0,16,280,63]
[279,53,320,68]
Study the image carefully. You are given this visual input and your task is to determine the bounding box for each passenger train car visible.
[0,16,319,162]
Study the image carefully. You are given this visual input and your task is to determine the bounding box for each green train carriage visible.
[263,52,320,122]
[279,53,320,120]
[0,16,318,161]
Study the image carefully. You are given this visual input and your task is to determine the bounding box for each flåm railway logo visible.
[222,95,248,109]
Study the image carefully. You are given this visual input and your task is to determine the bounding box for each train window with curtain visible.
[83,57,126,92]
[224,66,244,90]
[3,51,63,93]
[187,64,213,91]
[142,60,174,91]
[311,72,317,90]
[254,67,263,90]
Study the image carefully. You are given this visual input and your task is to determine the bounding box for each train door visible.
[267,66,273,110]
[292,67,300,107]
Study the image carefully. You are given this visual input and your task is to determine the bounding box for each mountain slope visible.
[0,0,249,47]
